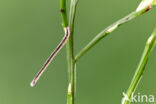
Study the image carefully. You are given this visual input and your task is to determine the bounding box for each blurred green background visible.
[0,0,156,104]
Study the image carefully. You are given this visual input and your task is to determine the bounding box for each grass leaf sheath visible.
[66,0,78,104]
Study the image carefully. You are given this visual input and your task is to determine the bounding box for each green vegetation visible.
[30,0,156,104]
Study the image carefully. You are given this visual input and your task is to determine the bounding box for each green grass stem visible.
[122,28,156,104]
[75,1,155,62]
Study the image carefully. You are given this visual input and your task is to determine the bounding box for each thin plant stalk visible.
[75,1,156,62]
[66,0,78,104]
[30,0,156,104]
[30,0,70,87]
[122,28,156,104]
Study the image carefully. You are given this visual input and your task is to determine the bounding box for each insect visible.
[30,27,70,87]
